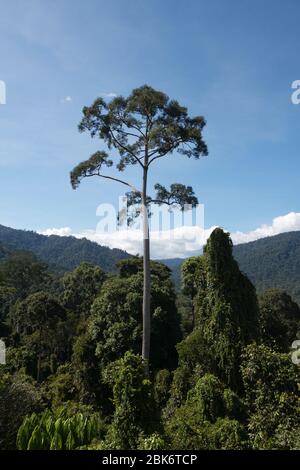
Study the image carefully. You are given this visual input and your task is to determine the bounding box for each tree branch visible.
[148,199,173,206]
[109,129,145,169]
[148,137,184,164]
[115,111,147,139]
[83,170,138,192]
[116,128,141,140]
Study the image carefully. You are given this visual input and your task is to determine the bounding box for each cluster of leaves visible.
[17,407,104,450]
[75,84,208,172]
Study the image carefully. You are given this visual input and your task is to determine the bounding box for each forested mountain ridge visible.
[164,232,300,304]
[1,224,300,304]
[0,242,7,260]
[233,231,300,304]
[0,224,130,273]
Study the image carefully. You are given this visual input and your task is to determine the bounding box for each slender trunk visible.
[191,297,195,331]
[37,327,41,383]
[142,166,151,375]
[37,354,41,383]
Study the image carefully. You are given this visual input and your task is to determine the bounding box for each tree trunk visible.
[191,298,195,331]
[37,327,42,383]
[142,167,151,375]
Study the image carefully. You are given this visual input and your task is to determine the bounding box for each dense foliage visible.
[0,228,299,450]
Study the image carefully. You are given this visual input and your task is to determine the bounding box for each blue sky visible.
[0,0,300,257]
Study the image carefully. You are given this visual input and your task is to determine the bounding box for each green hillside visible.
[1,224,300,304]
[0,224,130,273]
[233,231,300,304]
[162,232,300,305]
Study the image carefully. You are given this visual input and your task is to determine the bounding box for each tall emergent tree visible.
[70,85,208,373]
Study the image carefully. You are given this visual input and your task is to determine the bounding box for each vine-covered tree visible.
[70,85,208,373]
[103,352,158,449]
[165,373,248,450]
[178,228,260,390]
[181,256,206,330]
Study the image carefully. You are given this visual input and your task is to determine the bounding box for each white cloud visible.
[100,92,117,98]
[38,225,215,258]
[39,212,300,259]
[230,212,300,244]
[41,227,72,237]
[61,96,72,103]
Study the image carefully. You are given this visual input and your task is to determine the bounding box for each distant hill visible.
[233,231,300,304]
[162,232,300,305]
[1,224,300,304]
[160,258,186,287]
[0,242,6,260]
[0,224,130,273]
